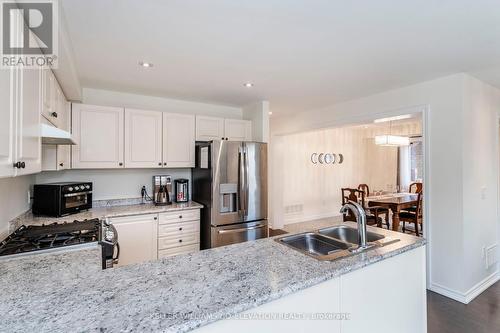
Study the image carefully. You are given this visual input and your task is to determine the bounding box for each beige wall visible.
[277,121,421,225]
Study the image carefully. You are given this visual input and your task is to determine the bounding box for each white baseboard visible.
[429,271,499,304]
[463,270,499,303]
[428,283,467,303]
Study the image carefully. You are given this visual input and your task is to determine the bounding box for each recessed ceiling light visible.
[139,61,153,68]
[244,82,253,88]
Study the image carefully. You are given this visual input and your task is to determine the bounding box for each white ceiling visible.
[61,0,500,115]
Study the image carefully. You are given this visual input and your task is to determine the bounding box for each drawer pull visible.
[179,215,183,219]
[179,239,183,243]
[179,227,183,231]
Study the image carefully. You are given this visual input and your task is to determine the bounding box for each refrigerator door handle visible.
[217,224,267,234]
[243,145,249,217]
[238,148,245,217]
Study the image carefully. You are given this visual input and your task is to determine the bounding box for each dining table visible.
[367,193,419,232]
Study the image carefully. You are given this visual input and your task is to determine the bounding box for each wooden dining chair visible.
[399,192,423,236]
[341,188,388,228]
[409,182,423,194]
[357,184,370,197]
[357,184,391,229]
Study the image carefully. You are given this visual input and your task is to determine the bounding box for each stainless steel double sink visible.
[276,225,398,261]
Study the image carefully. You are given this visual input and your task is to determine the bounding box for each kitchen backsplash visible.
[34,168,191,201]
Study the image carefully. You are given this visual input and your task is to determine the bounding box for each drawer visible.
[158,231,200,250]
[158,244,199,259]
[159,209,200,224]
[158,220,199,238]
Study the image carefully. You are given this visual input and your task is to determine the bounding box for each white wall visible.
[82,88,242,118]
[462,76,500,294]
[271,73,499,302]
[35,169,191,201]
[277,122,421,225]
[242,101,270,142]
[0,176,34,237]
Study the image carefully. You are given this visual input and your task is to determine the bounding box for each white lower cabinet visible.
[158,209,200,259]
[109,214,158,267]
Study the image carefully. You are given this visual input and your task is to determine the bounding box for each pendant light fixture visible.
[375,121,410,146]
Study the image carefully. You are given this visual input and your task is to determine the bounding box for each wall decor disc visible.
[318,153,325,164]
[324,153,333,164]
[310,153,318,164]
[338,154,344,164]
[331,153,337,164]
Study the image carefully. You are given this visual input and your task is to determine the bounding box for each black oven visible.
[32,182,93,217]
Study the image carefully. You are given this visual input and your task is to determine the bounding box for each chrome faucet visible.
[340,201,369,251]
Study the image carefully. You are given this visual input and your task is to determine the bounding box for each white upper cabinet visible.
[196,116,252,141]
[16,66,42,176]
[72,104,124,169]
[163,113,195,168]
[224,119,252,141]
[42,69,56,125]
[0,67,16,178]
[195,115,225,141]
[124,108,163,168]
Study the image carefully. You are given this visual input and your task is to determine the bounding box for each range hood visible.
[40,123,76,145]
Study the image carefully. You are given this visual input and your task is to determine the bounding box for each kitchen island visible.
[0,222,426,333]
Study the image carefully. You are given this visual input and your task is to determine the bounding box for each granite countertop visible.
[0,221,425,333]
[9,201,204,231]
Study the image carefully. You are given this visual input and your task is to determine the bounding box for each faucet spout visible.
[340,201,368,250]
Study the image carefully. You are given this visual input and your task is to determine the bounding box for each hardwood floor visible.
[427,281,500,333]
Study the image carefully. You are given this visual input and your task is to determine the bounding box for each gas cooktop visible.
[0,219,100,257]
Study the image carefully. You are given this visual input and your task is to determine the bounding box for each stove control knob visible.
[74,186,80,191]
[85,185,91,190]
[68,187,73,192]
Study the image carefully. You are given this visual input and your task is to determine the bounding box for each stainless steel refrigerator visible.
[192,140,268,249]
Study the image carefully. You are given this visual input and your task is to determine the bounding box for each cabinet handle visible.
[158,162,162,166]
[20,162,25,169]
[154,217,158,220]
[119,162,123,166]
[13,162,21,169]
[59,163,64,167]
[179,227,183,231]
[179,215,183,219]
[178,239,183,243]
[51,112,58,118]
[163,162,167,166]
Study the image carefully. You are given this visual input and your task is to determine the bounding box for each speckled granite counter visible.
[0,222,425,333]
[9,201,203,232]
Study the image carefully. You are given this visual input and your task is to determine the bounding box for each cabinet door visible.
[57,101,71,170]
[0,66,16,177]
[195,115,225,141]
[15,66,42,176]
[163,113,195,167]
[109,214,158,267]
[42,69,56,125]
[124,108,163,168]
[71,104,124,169]
[225,119,252,141]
